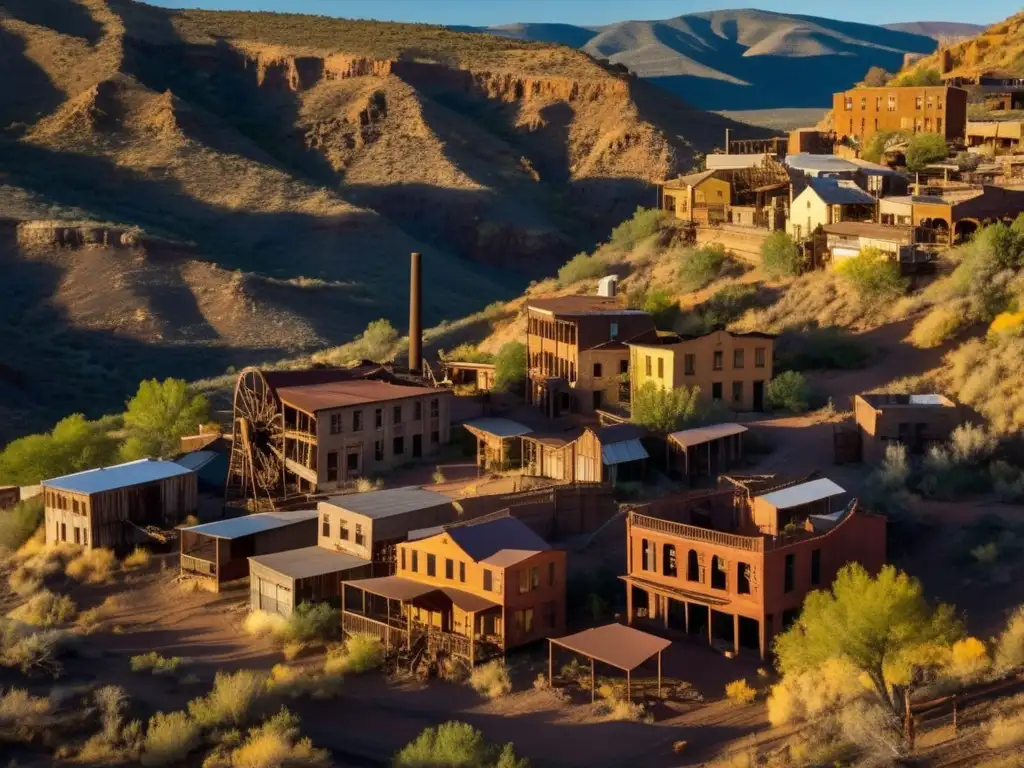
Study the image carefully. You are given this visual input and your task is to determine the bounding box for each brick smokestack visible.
[408,252,422,374]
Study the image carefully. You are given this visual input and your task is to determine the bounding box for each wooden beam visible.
[591,658,595,703]
[548,641,553,687]
[658,651,662,697]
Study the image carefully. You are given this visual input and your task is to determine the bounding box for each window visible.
[322,516,330,538]
[393,405,402,424]
[353,410,363,432]
[326,452,339,482]
[859,96,866,110]
[619,359,628,374]
[888,94,897,112]
[732,381,743,404]
[755,348,766,368]
[445,558,454,580]
[393,436,404,456]
[347,451,359,472]
[60,522,66,542]
[516,608,535,636]
[374,440,384,461]
[430,398,439,418]
[811,548,821,586]
[340,520,349,540]
[593,362,602,378]
[875,96,882,110]
[663,544,677,577]
[711,555,727,590]
[400,548,406,570]
[355,524,365,547]
[645,355,652,376]
[531,565,540,590]
[426,553,436,577]
[733,349,744,369]
[430,430,439,445]
[82,529,87,547]
[74,527,80,545]
[330,413,342,434]
[687,550,701,582]
[657,358,664,379]
[459,562,466,583]
[548,561,555,586]
[936,117,943,133]
[784,553,795,593]
[610,322,619,339]
[915,96,923,110]
[712,382,723,401]
[72,499,79,514]
[411,550,419,572]
[843,95,852,110]
[641,538,655,571]
[375,408,383,429]
[737,562,752,595]
[713,350,723,370]
[684,354,695,375]
[927,95,934,109]
[543,601,557,629]
[483,569,493,592]
[519,569,530,595]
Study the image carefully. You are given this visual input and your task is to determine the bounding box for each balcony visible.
[630,512,766,552]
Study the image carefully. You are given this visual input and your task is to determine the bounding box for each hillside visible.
[897,11,1024,79]
[883,21,987,41]
[458,9,939,110]
[0,0,759,442]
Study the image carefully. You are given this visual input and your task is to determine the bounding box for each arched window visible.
[711,556,727,590]
[663,544,677,577]
[686,550,700,582]
[641,539,655,572]
[737,562,752,594]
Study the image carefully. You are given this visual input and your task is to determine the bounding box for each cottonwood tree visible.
[121,378,211,460]
[0,414,118,485]
[630,381,701,433]
[493,342,526,393]
[774,564,962,733]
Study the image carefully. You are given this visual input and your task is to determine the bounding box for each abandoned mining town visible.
[8,12,1024,768]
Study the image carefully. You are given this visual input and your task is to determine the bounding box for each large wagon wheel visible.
[225,368,284,506]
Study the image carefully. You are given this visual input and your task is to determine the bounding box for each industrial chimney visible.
[408,252,422,375]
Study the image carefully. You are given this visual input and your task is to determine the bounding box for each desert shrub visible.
[947,637,990,679]
[989,309,1024,336]
[244,610,288,639]
[724,679,756,705]
[469,659,512,699]
[891,67,941,87]
[432,467,446,484]
[0,687,56,743]
[0,497,44,556]
[678,244,728,291]
[995,605,1024,671]
[761,231,802,277]
[991,461,1024,502]
[282,602,339,645]
[188,670,269,729]
[228,708,327,768]
[631,381,702,432]
[904,132,949,171]
[324,634,384,676]
[988,710,1024,749]
[355,319,400,363]
[354,476,384,493]
[8,589,76,626]
[910,304,968,348]
[972,541,999,565]
[123,547,151,570]
[944,335,1024,434]
[862,65,890,87]
[597,696,649,722]
[142,711,200,766]
[442,343,494,364]
[861,130,910,164]
[66,548,117,584]
[877,443,909,490]
[493,341,527,393]
[557,252,607,286]
[765,371,809,413]
[834,248,907,305]
[394,720,528,768]
[120,378,212,460]
[0,619,63,676]
[785,327,869,370]
[699,283,759,328]
[0,414,119,486]
[640,289,680,328]
[78,685,143,763]
[131,652,183,676]
[608,206,667,250]
[949,422,997,464]
[838,699,905,759]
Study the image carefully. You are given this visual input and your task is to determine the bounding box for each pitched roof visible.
[671,169,718,188]
[260,364,399,393]
[593,423,645,445]
[602,439,648,466]
[343,576,499,612]
[669,423,748,449]
[276,379,441,412]
[526,296,649,316]
[183,510,318,540]
[42,459,193,494]
[443,517,551,568]
[550,623,672,672]
[806,178,876,205]
[248,546,368,580]
[322,486,451,520]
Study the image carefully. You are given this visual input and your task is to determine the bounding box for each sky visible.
[156,0,1019,28]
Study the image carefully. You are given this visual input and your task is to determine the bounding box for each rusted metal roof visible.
[344,575,439,602]
[323,486,451,520]
[550,623,672,672]
[593,423,645,445]
[276,379,442,412]
[669,423,748,449]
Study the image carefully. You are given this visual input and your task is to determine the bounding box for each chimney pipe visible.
[725,128,731,155]
[408,252,422,375]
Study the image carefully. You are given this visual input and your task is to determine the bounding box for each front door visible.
[593,390,603,410]
[753,381,764,411]
[345,448,360,479]
[412,434,422,458]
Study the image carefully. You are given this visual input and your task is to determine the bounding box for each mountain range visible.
[455,10,985,110]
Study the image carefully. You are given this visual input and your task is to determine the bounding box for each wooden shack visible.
[180,510,319,590]
[575,424,649,485]
[0,486,21,511]
[462,418,531,472]
[42,459,198,551]
[667,423,748,481]
[445,361,497,392]
[249,547,376,617]
[750,478,846,536]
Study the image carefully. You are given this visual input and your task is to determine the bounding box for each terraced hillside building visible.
[832,85,968,143]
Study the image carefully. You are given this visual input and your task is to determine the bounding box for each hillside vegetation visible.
[0,0,756,442]
[896,11,1024,80]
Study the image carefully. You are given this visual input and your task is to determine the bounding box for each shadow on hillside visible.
[2,0,105,44]
[0,26,64,129]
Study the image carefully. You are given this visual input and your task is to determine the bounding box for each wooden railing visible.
[342,611,409,651]
[630,512,765,552]
[426,628,472,660]
[181,554,216,576]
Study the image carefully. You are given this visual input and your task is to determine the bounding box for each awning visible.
[757,478,845,510]
[344,576,438,602]
[601,439,648,466]
[462,418,532,439]
[549,623,671,672]
[438,587,499,614]
[668,423,748,449]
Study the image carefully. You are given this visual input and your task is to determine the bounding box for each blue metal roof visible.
[182,509,318,539]
[42,459,194,494]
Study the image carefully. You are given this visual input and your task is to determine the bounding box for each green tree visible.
[608,206,667,250]
[678,243,729,291]
[835,247,908,305]
[641,289,680,328]
[905,133,949,172]
[493,342,526,393]
[774,563,962,724]
[891,68,942,87]
[355,318,400,362]
[394,721,528,768]
[121,379,211,460]
[761,232,802,277]
[0,414,118,485]
[862,66,891,87]
[630,381,701,433]
[861,130,910,164]
[765,371,809,413]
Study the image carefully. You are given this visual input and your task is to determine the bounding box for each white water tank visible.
[597,275,618,298]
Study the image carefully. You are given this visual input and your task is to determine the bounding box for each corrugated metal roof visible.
[601,439,649,466]
[550,623,672,672]
[175,450,219,472]
[706,153,770,170]
[323,486,451,520]
[43,459,194,494]
[277,379,441,413]
[757,478,845,510]
[443,517,550,567]
[807,178,876,205]
[462,418,533,439]
[786,153,857,173]
[249,546,368,580]
[669,423,748,449]
[182,510,318,540]
[344,575,439,601]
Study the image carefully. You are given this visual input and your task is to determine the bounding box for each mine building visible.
[831,85,968,143]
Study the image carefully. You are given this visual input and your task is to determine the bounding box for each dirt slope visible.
[898,11,1024,79]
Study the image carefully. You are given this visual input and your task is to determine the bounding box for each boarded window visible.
[430,398,439,418]
[400,548,406,571]
[713,350,723,370]
[645,356,652,376]
[393,436,404,456]
[733,349,744,368]
[516,608,535,635]
[459,562,466,583]
[326,452,339,482]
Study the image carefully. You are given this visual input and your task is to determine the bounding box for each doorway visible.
[345,448,360,479]
[593,390,603,410]
[412,434,422,458]
[753,381,764,411]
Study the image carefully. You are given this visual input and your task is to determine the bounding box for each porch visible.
[341,576,504,665]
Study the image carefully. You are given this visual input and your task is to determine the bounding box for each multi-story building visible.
[622,484,886,659]
[629,329,775,412]
[831,85,968,143]
[787,178,878,241]
[341,516,566,664]
[658,159,792,231]
[525,296,657,417]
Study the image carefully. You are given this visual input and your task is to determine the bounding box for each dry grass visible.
[724,679,757,705]
[122,547,151,571]
[766,659,867,726]
[0,619,63,676]
[323,634,384,676]
[8,589,77,626]
[995,605,1024,671]
[939,335,1024,434]
[0,687,56,743]
[596,695,650,722]
[243,610,288,639]
[910,304,969,348]
[948,637,990,678]
[187,670,269,729]
[142,711,200,767]
[988,709,1024,749]
[131,652,184,676]
[66,548,118,584]
[76,595,125,633]
[353,477,384,493]
[468,659,512,699]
